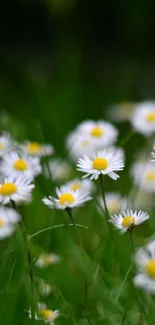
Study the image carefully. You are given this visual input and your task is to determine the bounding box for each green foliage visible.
[0,24,154,324]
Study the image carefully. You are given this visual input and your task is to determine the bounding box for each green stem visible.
[84,279,92,325]
[35,121,54,182]
[115,264,133,302]
[10,200,35,323]
[66,208,92,324]
[129,230,135,253]
[66,208,82,248]
[29,223,88,239]
[118,131,135,148]
[99,174,110,220]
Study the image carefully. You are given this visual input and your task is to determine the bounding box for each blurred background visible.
[1,0,155,151]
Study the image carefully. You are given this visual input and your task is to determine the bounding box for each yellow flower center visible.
[27,142,42,154]
[119,102,133,118]
[0,217,4,228]
[59,192,75,205]
[0,142,4,150]
[90,126,103,137]
[39,309,53,320]
[108,200,120,213]
[93,158,108,170]
[81,140,89,148]
[13,159,28,171]
[71,183,82,191]
[146,112,155,123]
[0,183,17,196]
[146,171,155,181]
[122,216,135,227]
[145,259,155,277]
[42,256,53,265]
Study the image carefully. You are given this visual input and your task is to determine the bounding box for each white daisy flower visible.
[0,224,15,239]
[151,147,155,162]
[108,101,134,122]
[0,206,20,239]
[1,151,41,178]
[76,120,118,148]
[45,159,72,181]
[28,303,60,323]
[131,161,155,192]
[38,305,60,324]
[128,188,154,211]
[0,133,13,156]
[36,253,61,268]
[0,206,20,224]
[109,209,149,233]
[27,308,38,321]
[77,149,124,180]
[39,279,51,296]
[107,146,125,162]
[131,102,155,136]
[66,131,94,162]
[64,178,95,194]
[0,176,35,204]
[42,186,92,210]
[134,240,155,293]
[98,192,127,215]
[21,141,54,157]
[38,307,60,324]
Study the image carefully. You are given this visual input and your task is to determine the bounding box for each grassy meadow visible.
[1,2,155,323]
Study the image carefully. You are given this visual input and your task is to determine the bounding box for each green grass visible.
[0,53,155,325]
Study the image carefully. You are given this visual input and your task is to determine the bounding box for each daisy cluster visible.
[0,136,54,212]
[28,303,60,324]
[2,100,155,324]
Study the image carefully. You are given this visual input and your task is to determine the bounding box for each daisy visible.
[0,206,20,224]
[0,133,13,156]
[21,141,54,157]
[151,147,155,162]
[36,253,61,268]
[131,161,155,192]
[129,190,153,211]
[28,303,60,324]
[76,120,118,148]
[108,101,134,122]
[109,209,149,233]
[45,159,72,181]
[0,206,20,239]
[134,240,155,293]
[98,192,127,215]
[64,178,95,194]
[77,149,124,180]
[0,176,35,204]
[38,304,60,324]
[42,186,92,210]
[131,102,155,136]
[66,132,94,162]
[107,146,125,162]
[1,151,41,178]
[0,224,15,239]
[39,279,51,296]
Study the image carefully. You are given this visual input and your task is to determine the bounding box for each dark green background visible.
[0,0,155,150]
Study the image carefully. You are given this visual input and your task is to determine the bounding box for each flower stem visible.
[129,230,135,253]
[119,131,135,148]
[84,278,92,325]
[29,223,88,239]
[66,208,91,324]
[10,200,35,323]
[66,208,82,248]
[99,174,110,220]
